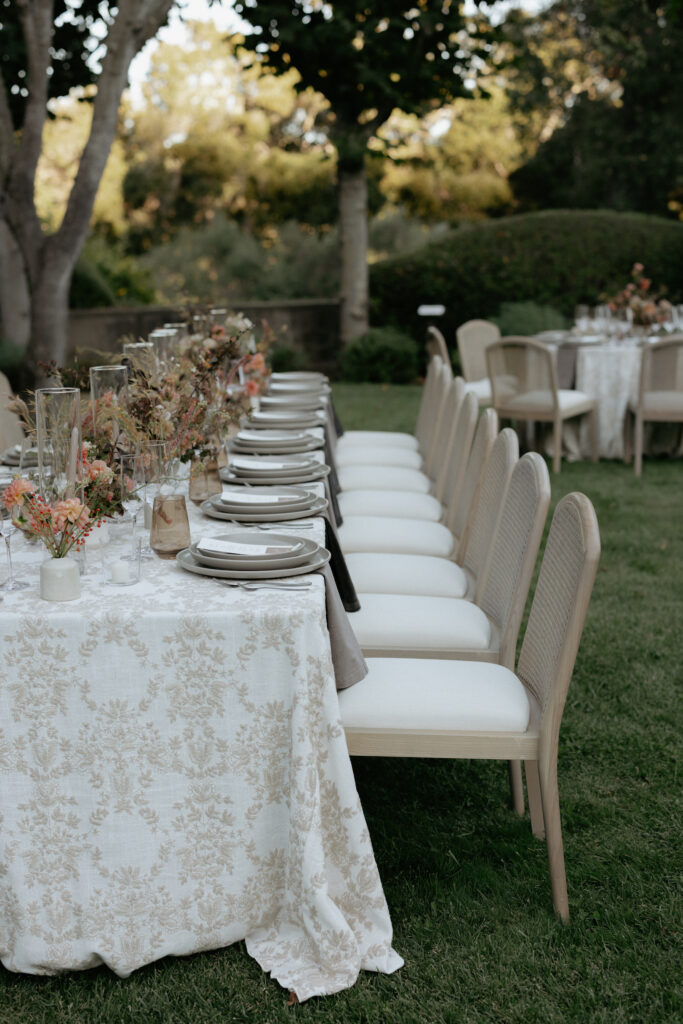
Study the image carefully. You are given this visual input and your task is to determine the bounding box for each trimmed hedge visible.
[369,210,683,344]
[339,327,419,383]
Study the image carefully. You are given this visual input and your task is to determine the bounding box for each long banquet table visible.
[0,493,402,999]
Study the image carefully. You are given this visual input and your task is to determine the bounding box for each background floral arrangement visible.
[606,263,673,326]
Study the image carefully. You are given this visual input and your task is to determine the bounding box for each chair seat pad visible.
[339,517,454,557]
[349,594,491,652]
[336,446,423,469]
[502,388,594,415]
[339,658,530,733]
[640,391,683,416]
[346,552,468,598]
[463,378,492,404]
[337,430,419,451]
[338,490,443,521]
[339,465,431,494]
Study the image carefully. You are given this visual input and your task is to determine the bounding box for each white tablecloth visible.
[574,343,641,459]
[0,500,402,999]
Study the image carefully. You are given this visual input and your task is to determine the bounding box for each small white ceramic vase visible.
[40,556,81,602]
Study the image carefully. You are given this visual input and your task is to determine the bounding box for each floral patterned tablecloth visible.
[0,502,402,999]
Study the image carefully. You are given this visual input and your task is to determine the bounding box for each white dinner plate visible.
[229,440,322,456]
[270,371,328,382]
[268,382,331,395]
[230,455,319,471]
[216,485,314,505]
[191,533,314,569]
[249,412,325,428]
[236,429,311,443]
[177,544,330,579]
[200,495,328,522]
[260,396,325,409]
[221,466,330,486]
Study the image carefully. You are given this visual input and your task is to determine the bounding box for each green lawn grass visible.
[1,384,681,1023]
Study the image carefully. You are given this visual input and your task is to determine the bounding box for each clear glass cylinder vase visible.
[89,365,129,440]
[35,387,82,503]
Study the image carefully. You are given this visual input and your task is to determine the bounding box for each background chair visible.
[0,371,26,451]
[624,335,683,476]
[340,492,601,919]
[487,336,598,472]
[456,319,500,405]
[426,325,451,366]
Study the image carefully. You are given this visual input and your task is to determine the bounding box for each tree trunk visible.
[29,252,73,379]
[0,219,31,350]
[338,165,369,345]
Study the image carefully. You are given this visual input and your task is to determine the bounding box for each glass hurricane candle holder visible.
[35,387,81,502]
[122,341,156,377]
[149,328,182,369]
[89,365,129,440]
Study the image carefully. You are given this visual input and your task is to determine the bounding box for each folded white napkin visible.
[197,537,298,557]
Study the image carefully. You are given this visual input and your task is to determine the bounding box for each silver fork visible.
[216,579,313,591]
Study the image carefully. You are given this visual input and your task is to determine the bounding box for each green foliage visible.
[233,2,494,167]
[370,210,683,339]
[504,1,683,219]
[493,301,569,336]
[268,344,307,373]
[0,0,100,130]
[70,239,156,308]
[339,327,419,384]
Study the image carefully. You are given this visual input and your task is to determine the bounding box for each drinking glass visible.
[0,508,29,591]
[136,440,168,558]
[118,452,144,550]
[150,494,190,559]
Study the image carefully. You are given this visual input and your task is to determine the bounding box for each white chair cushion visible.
[339,466,431,494]
[339,658,531,733]
[503,388,594,414]
[336,446,423,469]
[346,552,468,598]
[463,378,492,404]
[641,391,683,416]
[339,516,454,557]
[337,430,419,451]
[349,594,491,652]
[338,490,442,522]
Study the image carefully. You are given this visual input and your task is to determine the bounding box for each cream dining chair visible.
[336,353,449,457]
[426,325,451,366]
[456,319,500,406]
[624,335,683,476]
[347,452,550,667]
[345,426,518,600]
[337,364,457,493]
[338,390,478,558]
[487,336,599,473]
[0,371,26,451]
[339,491,601,919]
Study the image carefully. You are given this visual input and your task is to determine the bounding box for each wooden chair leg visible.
[552,417,562,473]
[634,413,644,477]
[539,760,569,921]
[508,760,525,815]
[524,759,545,839]
[623,408,632,464]
[590,407,599,463]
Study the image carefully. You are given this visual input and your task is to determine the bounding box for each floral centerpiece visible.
[1,477,100,558]
[606,263,673,326]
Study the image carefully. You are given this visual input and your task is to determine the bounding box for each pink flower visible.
[86,459,114,482]
[245,379,260,397]
[53,498,88,525]
[632,262,644,274]
[639,278,651,292]
[2,477,34,510]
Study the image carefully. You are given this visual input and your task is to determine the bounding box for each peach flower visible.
[245,378,260,397]
[2,477,34,510]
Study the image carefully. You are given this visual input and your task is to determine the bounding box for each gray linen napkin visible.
[317,563,367,691]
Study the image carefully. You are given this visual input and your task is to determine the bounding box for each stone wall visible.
[68,298,341,374]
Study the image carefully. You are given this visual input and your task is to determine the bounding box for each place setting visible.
[200,484,328,523]
[220,452,330,486]
[228,428,323,456]
[176,530,331,582]
[246,408,327,430]
[1,443,39,468]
